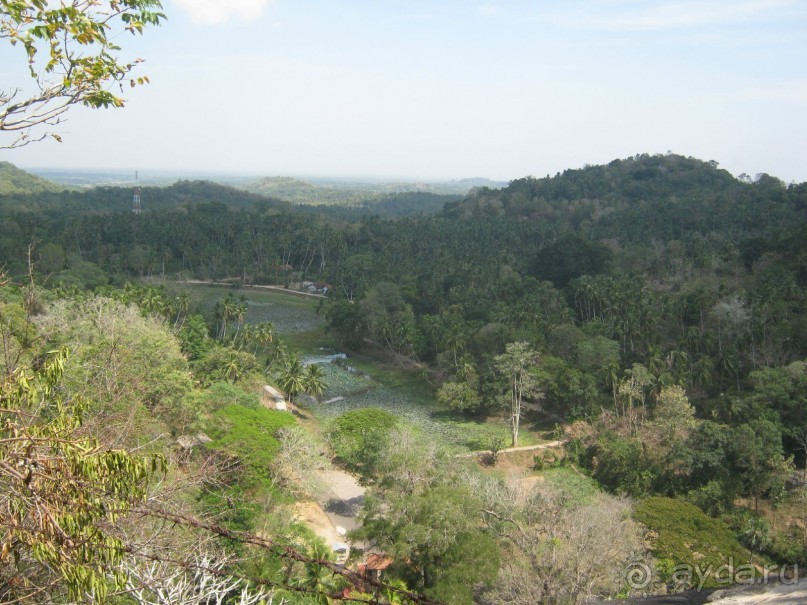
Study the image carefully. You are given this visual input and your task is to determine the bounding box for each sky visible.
[1,0,807,182]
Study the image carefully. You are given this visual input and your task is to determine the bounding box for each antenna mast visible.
[133,170,141,214]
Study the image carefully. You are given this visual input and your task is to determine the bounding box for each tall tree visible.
[304,363,326,402]
[277,354,306,405]
[495,342,541,447]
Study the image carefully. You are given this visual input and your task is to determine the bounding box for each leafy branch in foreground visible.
[0,0,165,148]
[0,347,166,603]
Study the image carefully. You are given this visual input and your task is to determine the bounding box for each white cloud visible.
[173,0,271,25]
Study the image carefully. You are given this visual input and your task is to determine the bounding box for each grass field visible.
[181,284,323,334]
[306,357,537,453]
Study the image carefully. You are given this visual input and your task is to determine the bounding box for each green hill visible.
[0,179,291,217]
[243,176,345,204]
[443,153,802,243]
[634,497,758,588]
[242,175,505,206]
[0,162,66,195]
[446,154,744,217]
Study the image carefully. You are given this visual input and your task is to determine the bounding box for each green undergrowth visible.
[542,467,601,505]
[207,404,296,489]
[634,497,758,587]
[200,381,262,411]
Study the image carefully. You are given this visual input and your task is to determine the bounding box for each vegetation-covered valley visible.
[2,153,807,605]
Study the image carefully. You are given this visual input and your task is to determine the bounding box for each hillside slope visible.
[0,162,66,195]
[444,154,805,243]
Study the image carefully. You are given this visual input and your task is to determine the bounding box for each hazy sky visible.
[2,0,806,182]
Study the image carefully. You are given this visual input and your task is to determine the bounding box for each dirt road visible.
[316,469,366,536]
[454,439,566,458]
[707,579,807,604]
[181,280,326,299]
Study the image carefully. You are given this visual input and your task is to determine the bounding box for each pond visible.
[246,300,322,334]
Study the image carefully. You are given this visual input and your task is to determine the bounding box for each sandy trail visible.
[454,439,566,458]
[316,469,366,539]
[706,579,807,604]
[291,468,367,553]
[292,501,344,548]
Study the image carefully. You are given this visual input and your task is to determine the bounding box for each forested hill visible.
[0,165,457,218]
[242,174,505,204]
[0,161,66,195]
[444,154,807,242]
[462,154,742,205]
[0,177,291,217]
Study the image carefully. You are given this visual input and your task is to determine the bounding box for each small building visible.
[262,385,288,411]
[332,542,350,565]
[358,554,393,583]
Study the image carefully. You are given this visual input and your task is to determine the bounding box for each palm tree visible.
[173,291,190,329]
[140,287,167,318]
[215,295,234,339]
[277,354,306,405]
[231,298,248,342]
[296,541,345,602]
[266,340,288,371]
[234,322,252,351]
[252,321,275,355]
[304,363,327,402]
[224,351,243,382]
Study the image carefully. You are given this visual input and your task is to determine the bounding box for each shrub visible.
[208,404,296,488]
[328,408,398,475]
[591,435,656,496]
[533,453,545,471]
[634,497,755,589]
[201,381,261,412]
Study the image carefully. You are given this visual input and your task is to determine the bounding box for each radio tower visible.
[132,171,141,214]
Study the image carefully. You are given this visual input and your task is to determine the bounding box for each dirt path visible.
[181,279,327,299]
[293,501,344,548]
[316,469,366,535]
[706,579,807,604]
[454,439,566,458]
[290,468,366,553]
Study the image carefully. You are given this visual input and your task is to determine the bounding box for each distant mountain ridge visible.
[0,162,66,195]
[0,176,290,217]
[241,175,507,205]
